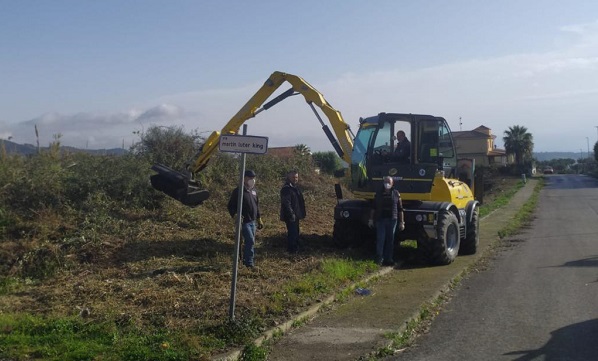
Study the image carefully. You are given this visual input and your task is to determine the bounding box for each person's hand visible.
[257,218,264,230]
[289,214,296,223]
[368,219,374,229]
[398,222,405,231]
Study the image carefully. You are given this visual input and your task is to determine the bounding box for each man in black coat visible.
[280,170,306,254]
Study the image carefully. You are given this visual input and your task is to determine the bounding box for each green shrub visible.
[312,151,342,174]
[1,153,69,216]
[64,153,161,210]
[131,125,202,171]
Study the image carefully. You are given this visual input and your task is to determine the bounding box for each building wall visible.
[453,130,507,167]
[455,138,489,154]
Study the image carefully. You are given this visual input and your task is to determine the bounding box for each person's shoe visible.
[376,259,384,266]
[382,260,395,267]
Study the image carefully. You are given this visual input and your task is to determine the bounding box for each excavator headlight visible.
[341,210,350,218]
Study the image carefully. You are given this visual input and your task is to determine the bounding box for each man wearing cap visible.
[227,170,264,268]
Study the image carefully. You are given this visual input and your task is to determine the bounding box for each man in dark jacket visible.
[228,170,263,267]
[394,130,411,163]
[280,170,306,254]
[369,176,404,266]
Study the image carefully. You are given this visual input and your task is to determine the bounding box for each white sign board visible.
[219,135,269,154]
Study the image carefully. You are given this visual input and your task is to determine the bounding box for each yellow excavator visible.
[150,71,480,265]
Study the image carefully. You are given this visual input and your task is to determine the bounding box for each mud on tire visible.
[418,211,460,265]
[459,206,479,255]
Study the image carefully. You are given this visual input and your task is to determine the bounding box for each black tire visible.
[418,211,460,265]
[459,207,479,255]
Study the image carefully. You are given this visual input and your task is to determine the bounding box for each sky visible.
[1,0,598,154]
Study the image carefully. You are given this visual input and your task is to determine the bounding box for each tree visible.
[312,151,342,174]
[594,141,598,163]
[130,125,202,170]
[294,144,311,156]
[503,125,534,165]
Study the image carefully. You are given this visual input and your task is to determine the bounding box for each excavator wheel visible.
[459,206,479,255]
[417,211,460,265]
[150,164,210,207]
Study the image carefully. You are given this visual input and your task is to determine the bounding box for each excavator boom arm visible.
[190,71,353,173]
[151,71,354,206]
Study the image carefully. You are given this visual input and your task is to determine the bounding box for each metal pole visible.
[229,124,248,321]
[587,137,590,159]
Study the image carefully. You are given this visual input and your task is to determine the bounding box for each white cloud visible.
[2,104,188,149]
[136,104,184,123]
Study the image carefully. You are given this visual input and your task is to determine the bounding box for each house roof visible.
[452,125,496,140]
[488,149,507,156]
[267,146,297,157]
[473,125,491,132]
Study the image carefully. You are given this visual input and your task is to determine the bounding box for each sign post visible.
[219,134,269,154]
[219,126,268,321]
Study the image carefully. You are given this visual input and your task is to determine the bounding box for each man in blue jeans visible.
[280,170,306,255]
[227,170,264,267]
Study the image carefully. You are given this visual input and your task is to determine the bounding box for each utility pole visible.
[587,137,590,159]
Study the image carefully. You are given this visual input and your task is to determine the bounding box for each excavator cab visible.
[350,113,458,198]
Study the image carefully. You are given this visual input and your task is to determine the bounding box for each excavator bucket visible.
[150,164,210,207]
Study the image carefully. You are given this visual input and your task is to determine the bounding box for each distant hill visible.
[533,152,590,161]
[0,139,127,156]
[6,139,588,162]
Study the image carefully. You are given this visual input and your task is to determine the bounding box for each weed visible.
[206,316,266,347]
[240,343,269,361]
[0,313,198,361]
[270,259,374,314]
[480,180,525,218]
[0,276,21,295]
[498,178,543,238]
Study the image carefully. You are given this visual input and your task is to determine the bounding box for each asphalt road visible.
[386,174,598,361]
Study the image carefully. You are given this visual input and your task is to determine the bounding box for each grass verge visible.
[479,180,525,218]
[0,313,196,361]
[0,259,376,361]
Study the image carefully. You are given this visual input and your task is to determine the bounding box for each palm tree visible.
[294,143,311,156]
[503,125,534,165]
